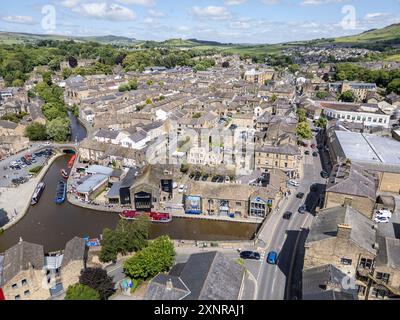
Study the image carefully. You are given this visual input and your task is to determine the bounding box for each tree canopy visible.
[123,235,175,280]
[25,122,47,141]
[79,268,115,300]
[99,218,149,263]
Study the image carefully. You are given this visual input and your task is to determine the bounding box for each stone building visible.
[324,162,377,219]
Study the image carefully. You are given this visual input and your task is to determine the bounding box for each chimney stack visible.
[337,223,352,239]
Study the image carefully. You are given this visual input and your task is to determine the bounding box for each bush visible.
[29,166,43,175]
[65,284,100,300]
[79,268,115,300]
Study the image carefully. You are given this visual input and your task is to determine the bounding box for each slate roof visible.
[61,237,87,268]
[375,236,400,270]
[326,162,376,201]
[145,251,245,300]
[0,241,44,286]
[306,206,376,254]
[95,128,119,140]
[302,264,358,300]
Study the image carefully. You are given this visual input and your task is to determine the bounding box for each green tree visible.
[297,108,307,123]
[269,94,277,103]
[338,90,356,102]
[314,116,327,129]
[46,117,70,142]
[316,91,328,100]
[79,268,115,300]
[388,78,400,94]
[99,218,149,263]
[25,122,47,141]
[65,284,100,300]
[297,122,312,140]
[123,236,175,280]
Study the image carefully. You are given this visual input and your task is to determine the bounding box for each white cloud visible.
[301,0,350,5]
[1,15,35,25]
[191,6,231,20]
[116,0,155,6]
[148,9,165,18]
[364,12,390,21]
[224,0,247,5]
[61,0,81,8]
[75,2,136,21]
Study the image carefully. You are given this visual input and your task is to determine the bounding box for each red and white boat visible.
[61,169,69,179]
[119,210,172,223]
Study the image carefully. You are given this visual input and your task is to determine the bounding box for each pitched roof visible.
[61,237,87,268]
[302,264,358,300]
[307,206,376,254]
[144,251,245,300]
[1,241,44,286]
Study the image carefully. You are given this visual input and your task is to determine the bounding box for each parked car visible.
[305,150,310,155]
[225,176,231,183]
[296,192,305,199]
[240,251,261,260]
[374,216,389,224]
[311,144,316,149]
[288,180,300,187]
[321,170,329,178]
[178,185,185,193]
[312,151,318,157]
[202,174,209,181]
[298,204,307,214]
[267,251,278,265]
[211,176,219,183]
[217,176,224,183]
[283,211,292,220]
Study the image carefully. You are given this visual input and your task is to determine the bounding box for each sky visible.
[0,0,399,44]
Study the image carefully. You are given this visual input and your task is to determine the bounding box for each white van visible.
[376,209,392,219]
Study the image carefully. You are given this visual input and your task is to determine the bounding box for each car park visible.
[296,192,305,199]
[283,211,292,220]
[240,251,261,260]
[298,204,307,214]
[267,251,278,265]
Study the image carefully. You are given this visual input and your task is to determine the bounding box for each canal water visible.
[0,114,258,253]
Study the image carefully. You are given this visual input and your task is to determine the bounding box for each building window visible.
[21,279,28,286]
[236,202,241,206]
[12,283,18,289]
[359,258,373,269]
[357,285,366,295]
[24,290,30,296]
[376,272,390,284]
[371,287,386,299]
[341,258,352,265]
[15,295,21,300]
[284,163,288,168]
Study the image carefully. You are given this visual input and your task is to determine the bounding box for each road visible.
[254,129,328,300]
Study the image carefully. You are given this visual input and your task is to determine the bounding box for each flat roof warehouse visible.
[333,131,400,165]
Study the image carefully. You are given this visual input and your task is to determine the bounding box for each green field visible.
[334,23,400,43]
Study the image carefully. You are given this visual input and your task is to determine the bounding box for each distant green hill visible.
[0,32,137,45]
[334,23,400,43]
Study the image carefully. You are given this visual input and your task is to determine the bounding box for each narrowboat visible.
[61,169,69,179]
[54,180,67,204]
[31,182,46,205]
[119,210,172,223]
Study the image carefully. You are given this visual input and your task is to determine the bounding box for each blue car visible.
[267,251,278,265]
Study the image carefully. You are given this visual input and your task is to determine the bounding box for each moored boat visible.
[31,182,46,205]
[67,154,76,169]
[61,169,69,179]
[119,210,172,223]
[54,180,67,204]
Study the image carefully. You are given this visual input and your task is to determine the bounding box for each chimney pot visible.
[337,223,352,239]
